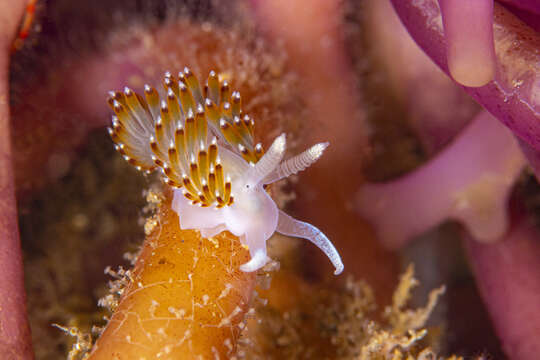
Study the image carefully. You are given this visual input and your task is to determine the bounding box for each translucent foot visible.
[239,249,270,272]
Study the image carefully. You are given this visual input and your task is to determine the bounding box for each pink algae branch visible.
[465,215,540,360]
[438,0,496,87]
[391,0,540,173]
[357,111,525,249]
[0,1,36,358]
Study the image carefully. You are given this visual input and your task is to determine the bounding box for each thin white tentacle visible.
[263,142,329,184]
[245,133,286,186]
[276,210,344,275]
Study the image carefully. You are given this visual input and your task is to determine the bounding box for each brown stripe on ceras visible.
[154,115,167,150]
[219,118,242,150]
[240,144,259,164]
[182,67,204,104]
[220,81,230,104]
[221,101,232,119]
[166,89,182,125]
[235,115,255,149]
[189,161,202,190]
[114,142,139,166]
[216,196,226,208]
[163,72,180,98]
[231,91,242,118]
[126,156,141,169]
[181,189,198,203]
[151,116,170,166]
[178,81,196,114]
[124,91,152,130]
[107,91,125,107]
[204,98,220,130]
[173,125,188,173]
[164,178,181,188]
[182,176,200,202]
[254,143,264,161]
[201,181,214,204]
[109,104,155,171]
[195,105,207,149]
[208,139,218,166]
[197,192,211,207]
[203,84,209,101]
[159,96,173,129]
[150,140,166,167]
[198,149,209,188]
[206,70,220,104]
[111,100,128,121]
[197,146,214,204]
[223,180,232,205]
[168,146,185,178]
[123,87,142,114]
[184,111,197,160]
[243,114,255,137]
[109,120,129,146]
[214,162,226,207]
[162,164,183,187]
[208,167,217,199]
[144,85,160,119]
[112,141,152,172]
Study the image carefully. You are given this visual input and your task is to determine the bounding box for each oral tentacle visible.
[438,0,496,87]
[357,111,526,248]
[276,210,344,275]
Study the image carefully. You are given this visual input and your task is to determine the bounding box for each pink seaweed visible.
[438,0,496,87]
[376,2,540,359]
[0,1,35,358]
[391,0,540,175]
[357,110,525,248]
[465,214,540,360]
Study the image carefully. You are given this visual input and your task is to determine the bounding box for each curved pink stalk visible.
[0,1,35,358]
[498,0,540,15]
[390,0,540,174]
[357,111,525,249]
[438,0,495,87]
[465,215,540,360]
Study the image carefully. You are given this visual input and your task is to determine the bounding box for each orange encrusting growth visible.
[11,0,38,53]
[87,192,256,359]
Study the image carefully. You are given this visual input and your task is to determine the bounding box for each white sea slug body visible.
[108,68,344,275]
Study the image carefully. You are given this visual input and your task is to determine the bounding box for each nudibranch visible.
[107,68,343,275]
